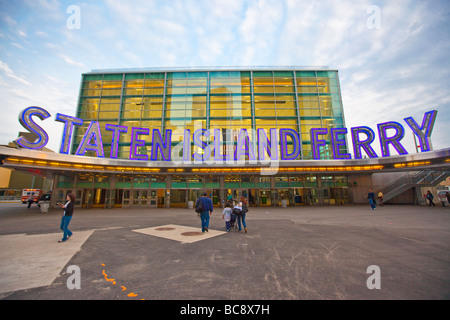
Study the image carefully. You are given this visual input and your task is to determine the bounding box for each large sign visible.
[15,107,437,162]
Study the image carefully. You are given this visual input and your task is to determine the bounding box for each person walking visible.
[195,191,213,233]
[57,193,75,243]
[446,191,450,204]
[368,189,376,210]
[237,196,248,233]
[377,191,384,206]
[27,194,34,208]
[222,201,232,232]
[426,190,435,206]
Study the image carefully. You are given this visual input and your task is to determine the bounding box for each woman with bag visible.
[237,196,248,233]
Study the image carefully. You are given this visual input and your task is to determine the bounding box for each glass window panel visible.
[210,101,231,109]
[253,71,273,77]
[142,109,162,118]
[144,79,165,87]
[170,72,187,79]
[99,110,120,119]
[83,81,102,89]
[185,71,207,78]
[299,101,320,109]
[274,86,294,93]
[78,112,97,120]
[82,89,101,96]
[84,74,103,81]
[275,94,295,101]
[255,101,276,108]
[186,87,207,95]
[277,119,297,125]
[122,110,141,119]
[316,71,337,78]
[297,77,317,85]
[141,120,161,128]
[125,79,144,87]
[210,78,243,86]
[274,71,294,77]
[276,109,296,117]
[101,89,122,96]
[145,73,165,80]
[254,86,275,94]
[191,108,206,118]
[255,108,276,117]
[191,95,207,103]
[102,80,122,89]
[296,71,315,77]
[209,71,231,78]
[171,79,187,87]
[254,94,275,102]
[167,87,187,95]
[79,100,99,112]
[166,109,185,118]
[143,87,164,95]
[297,86,317,94]
[298,94,318,101]
[103,74,123,81]
[124,88,143,95]
[253,77,274,86]
[123,97,141,104]
[124,73,144,80]
[255,119,276,126]
[210,95,231,102]
[210,109,230,117]
[143,96,163,103]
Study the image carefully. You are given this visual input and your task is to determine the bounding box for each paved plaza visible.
[0,202,449,300]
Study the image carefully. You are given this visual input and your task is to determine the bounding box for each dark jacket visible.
[64,201,74,216]
[196,197,213,213]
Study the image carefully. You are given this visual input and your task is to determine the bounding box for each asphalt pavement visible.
[0,201,449,301]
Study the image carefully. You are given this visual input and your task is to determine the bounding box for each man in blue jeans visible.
[196,192,214,233]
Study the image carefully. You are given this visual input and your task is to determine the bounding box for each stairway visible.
[382,170,450,203]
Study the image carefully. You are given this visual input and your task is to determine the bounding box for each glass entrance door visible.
[131,190,149,207]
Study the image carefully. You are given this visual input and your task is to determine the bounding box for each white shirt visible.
[63,201,71,216]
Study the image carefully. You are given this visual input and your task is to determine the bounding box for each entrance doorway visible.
[275,189,290,206]
[258,189,272,206]
[132,190,149,207]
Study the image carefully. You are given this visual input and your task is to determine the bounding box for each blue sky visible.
[0,0,449,156]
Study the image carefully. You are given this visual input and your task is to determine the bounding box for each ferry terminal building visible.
[1,67,449,209]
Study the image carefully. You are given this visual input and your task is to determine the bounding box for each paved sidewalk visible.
[0,202,449,300]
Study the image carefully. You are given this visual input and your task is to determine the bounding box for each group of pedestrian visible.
[195,192,249,233]
[425,190,450,207]
[367,189,383,210]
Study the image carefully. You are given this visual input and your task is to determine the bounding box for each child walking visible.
[222,201,232,232]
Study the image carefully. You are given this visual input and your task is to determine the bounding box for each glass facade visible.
[73,69,346,161]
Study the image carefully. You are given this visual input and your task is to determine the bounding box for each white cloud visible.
[58,54,87,69]
[0,60,31,85]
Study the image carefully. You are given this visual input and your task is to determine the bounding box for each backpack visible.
[195,198,204,213]
[232,207,242,215]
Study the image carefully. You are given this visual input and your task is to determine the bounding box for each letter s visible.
[15,106,51,150]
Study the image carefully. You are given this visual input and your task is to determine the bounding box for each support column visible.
[165,175,171,208]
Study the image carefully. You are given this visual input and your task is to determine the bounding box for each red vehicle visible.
[21,189,43,204]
